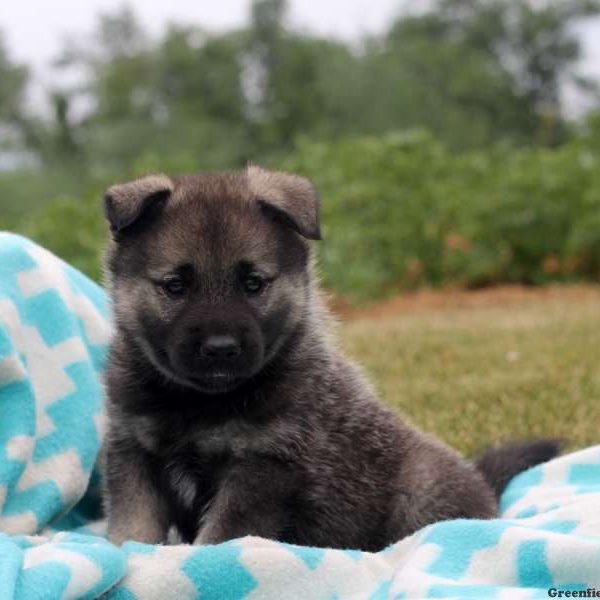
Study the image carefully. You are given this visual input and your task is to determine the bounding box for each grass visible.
[339,289,600,457]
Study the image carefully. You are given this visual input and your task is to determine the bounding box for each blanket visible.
[1,231,599,600]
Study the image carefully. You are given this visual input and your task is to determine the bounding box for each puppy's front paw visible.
[107,528,129,546]
[193,526,228,546]
[107,522,166,546]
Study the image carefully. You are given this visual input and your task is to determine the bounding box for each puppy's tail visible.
[475,439,562,499]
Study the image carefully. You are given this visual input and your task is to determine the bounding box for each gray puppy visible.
[102,166,557,550]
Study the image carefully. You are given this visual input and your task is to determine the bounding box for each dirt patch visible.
[330,284,600,321]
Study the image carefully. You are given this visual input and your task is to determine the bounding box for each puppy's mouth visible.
[185,370,247,394]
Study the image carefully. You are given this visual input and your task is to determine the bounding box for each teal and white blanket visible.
[1,231,599,600]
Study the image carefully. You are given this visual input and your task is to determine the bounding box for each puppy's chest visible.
[133,413,302,458]
[162,446,225,515]
[141,417,303,519]
[133,416,305,512]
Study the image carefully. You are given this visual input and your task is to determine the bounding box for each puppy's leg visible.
[194,458,298,545]
[104,443,169,545]
[386,444,497,542]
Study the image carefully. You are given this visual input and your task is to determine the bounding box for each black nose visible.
[200,335,241,361]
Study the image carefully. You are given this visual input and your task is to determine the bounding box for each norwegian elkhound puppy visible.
[102,166,558,550]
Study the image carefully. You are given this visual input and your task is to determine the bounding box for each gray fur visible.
[101,166,545,551]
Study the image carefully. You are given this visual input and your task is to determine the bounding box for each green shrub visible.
[285,131,600,301]
[20,193,107,282]
[5,129,600,302]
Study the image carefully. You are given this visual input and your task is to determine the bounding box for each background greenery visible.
[2,0,600,303]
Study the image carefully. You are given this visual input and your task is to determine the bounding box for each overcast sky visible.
[2,0,600,113]
[3,0,405,64]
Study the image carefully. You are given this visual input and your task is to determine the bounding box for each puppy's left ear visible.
[247,165,321,240]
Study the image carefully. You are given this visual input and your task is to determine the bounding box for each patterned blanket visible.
[1,231,599,600]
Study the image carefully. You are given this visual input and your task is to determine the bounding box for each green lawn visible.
[340,290,600,457]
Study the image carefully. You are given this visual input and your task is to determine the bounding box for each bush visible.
[20,192,107,282]
[285,130,600,301]
[5,129,600,303]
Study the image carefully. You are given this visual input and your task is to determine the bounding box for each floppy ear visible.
[247,165,321,240]
[104,174,174,234]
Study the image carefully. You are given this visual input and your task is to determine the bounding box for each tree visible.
[0,33,32,156]
[5,0,600,174]
[374,0,600,147]
[245,0,364,150]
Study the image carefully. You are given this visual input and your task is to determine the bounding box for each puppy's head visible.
[104,165,320,394]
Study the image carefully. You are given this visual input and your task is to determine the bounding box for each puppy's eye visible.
[162,275,186,297]
[242,273,266,295]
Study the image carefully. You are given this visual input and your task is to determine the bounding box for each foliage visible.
[286,129,600,300]
[2,0,599,178]
[3,0,600,302]
[0,33,30,156]
[376,0,600,148]
[20,191,107,282]
[3,125,599,302]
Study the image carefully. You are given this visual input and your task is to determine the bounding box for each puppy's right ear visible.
[104,174,174,234]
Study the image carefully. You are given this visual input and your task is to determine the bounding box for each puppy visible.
[102,166,557,550]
